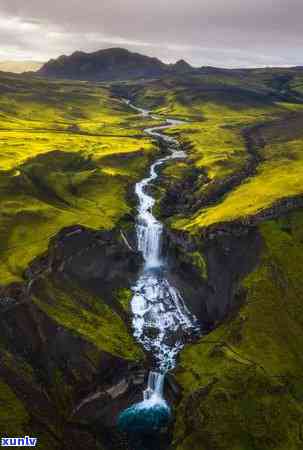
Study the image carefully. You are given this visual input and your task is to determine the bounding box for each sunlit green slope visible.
[125,74,303,234]
[0,73,156,284]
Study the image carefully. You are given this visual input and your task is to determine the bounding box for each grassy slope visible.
[128,74,303,233]
[0,73,156,284]
[32,275,142,360]
[173,210,303,450]
[174,110,303,231]
[0,340,59,445]
[0,357,58,448]
[0,380,29,435]
[0,277,142,444]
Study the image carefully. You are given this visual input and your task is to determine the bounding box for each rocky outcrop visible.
[166,225,263,327]
[162,187,301,328]
[26,225,141,310]
[189,193,303,239]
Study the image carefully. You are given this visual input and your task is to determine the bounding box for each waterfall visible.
[136,216,163,269]
[143,372,165,402]
[118,100,199,430]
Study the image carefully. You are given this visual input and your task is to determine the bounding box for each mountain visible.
[38,47,195,81]
[37,47,303,84]
[0,60,43,74]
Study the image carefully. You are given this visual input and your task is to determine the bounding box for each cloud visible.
[0,0,302,67]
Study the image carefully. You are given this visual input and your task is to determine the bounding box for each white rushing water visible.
[125,100,199,405]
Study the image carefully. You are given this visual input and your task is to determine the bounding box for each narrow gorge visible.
[117,101,200,447]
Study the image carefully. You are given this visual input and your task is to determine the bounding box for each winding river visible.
[119,100,199,425]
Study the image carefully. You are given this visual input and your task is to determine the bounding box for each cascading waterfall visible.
[143,372,165,402]
[118,100,199,441]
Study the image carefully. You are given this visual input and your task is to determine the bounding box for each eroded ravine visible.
[117,101,200,439]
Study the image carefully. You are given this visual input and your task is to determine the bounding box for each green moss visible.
[174,368,303,450]
[164,101,269,181]
[116,288,133,311]
[168,108,303,233]
[0,372,70,449]
[173,210,303,450]
[131,76,291,186]
[0,381,29,435]
[0,351,35,384]
[176,249,207,280]
[190,251,207,279]
[49,368,74,421]
[175,136,303,231]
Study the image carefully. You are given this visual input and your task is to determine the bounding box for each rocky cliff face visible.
[166,226,263,328]
[27,224,142,311]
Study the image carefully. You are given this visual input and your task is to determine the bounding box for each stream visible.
[118,100,200,443]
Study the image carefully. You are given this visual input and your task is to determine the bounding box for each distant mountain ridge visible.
[38,47,196,81]
[37,47,303,84]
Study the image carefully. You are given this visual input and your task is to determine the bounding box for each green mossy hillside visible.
[0,381,29,435]
[0,74,157,285]
[173,209,303,450]
[0,272,142,444]
[32,275,143,361]
[174,113,303,231]
[0,353,58,447]
[126,76,303,234]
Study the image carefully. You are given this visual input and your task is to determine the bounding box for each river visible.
[118,100,199,433]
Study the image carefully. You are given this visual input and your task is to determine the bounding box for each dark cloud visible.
[0,0,302,66]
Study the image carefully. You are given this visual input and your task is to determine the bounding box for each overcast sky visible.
[0,0,302,67]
